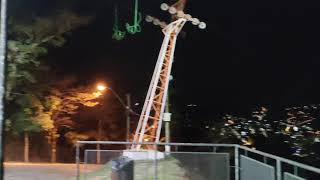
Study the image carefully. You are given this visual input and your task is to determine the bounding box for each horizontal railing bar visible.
[77,141,320,175]
[77,141,237,147]
[239,145,320,174]
[162,151,230,155]
[84,149,230,155]
[85,149,122,152]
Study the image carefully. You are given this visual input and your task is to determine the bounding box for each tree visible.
[45,87,102,163]
[6,10,91,100]
[5,94,54,162]
[5,10,91,162]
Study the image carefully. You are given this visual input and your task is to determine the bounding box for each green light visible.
[112,4,126,41]
[126,0,142,34]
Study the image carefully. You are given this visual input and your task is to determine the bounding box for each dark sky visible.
[18,0,320,118]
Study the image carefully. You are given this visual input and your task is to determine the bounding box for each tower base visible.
[123,150,164,160]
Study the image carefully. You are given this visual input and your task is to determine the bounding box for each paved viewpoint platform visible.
[4,163,79,180]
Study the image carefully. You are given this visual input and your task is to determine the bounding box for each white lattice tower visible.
[132,3,205,150]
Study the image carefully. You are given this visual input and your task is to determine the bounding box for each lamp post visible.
[95,84,106,164]
[126,94,131,149]
[106,88,132,147]
[96,84,136,149]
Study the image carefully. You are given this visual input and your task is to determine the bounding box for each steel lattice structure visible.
[132,3,205,150]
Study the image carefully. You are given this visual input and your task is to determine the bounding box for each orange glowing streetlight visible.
[92,84,107,98]
[96,84,107,91]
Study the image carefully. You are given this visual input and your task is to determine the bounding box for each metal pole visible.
[154,144,158,180]
[263,156,267,164]
[84,150,88,180]
[97,119,102,164]
[165,92,171,152]
[76,143,80,180]
[164,120,170,152]
[126,93,131,149]
[0,0,7,178]
[213,147,217,153]
[108,87,127,109]
[294,166,298,176]
[276,159,281,180]
[235,146,239,180]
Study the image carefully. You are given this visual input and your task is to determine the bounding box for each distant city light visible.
[187,104,197,107]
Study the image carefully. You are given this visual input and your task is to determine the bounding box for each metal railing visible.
[238,145,320,180]
[75,141,320,180]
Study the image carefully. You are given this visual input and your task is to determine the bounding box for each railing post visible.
[84,150,88,180]
[235,146,239,180]
[0,0,7,179]
[276,159,281,180]
[76,142,80,180]
[154,143,158,180]
[294,166,298,176]
[263,156,267,164]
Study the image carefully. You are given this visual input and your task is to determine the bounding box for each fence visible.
[75,141,320,180]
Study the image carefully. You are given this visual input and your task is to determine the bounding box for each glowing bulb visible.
[285,126,290,132]
[97,84,106,91]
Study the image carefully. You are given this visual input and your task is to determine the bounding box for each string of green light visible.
[112,4,126,41]
[126,0,142,34]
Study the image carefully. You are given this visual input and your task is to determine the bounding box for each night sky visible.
[18,0,320,119]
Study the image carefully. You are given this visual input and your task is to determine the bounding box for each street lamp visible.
[95,84,106,164]
[96,83,138,148]
[96,84,128,109]
[96,84,107,91]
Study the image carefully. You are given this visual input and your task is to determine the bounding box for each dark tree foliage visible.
[5,1,92,162]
